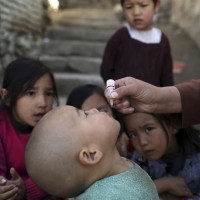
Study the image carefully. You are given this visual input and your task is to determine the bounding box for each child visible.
[100,0,174,87]
[25,105,159,199]
[66,84,131,158]
[0,57,59,200]
[124,112,200,199]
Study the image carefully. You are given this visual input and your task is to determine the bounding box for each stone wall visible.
[171,0,200,49]
[0,0,47,72]
[156,0,171,23]
[1,0,44,33]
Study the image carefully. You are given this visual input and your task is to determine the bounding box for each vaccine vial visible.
[106,79,115,107]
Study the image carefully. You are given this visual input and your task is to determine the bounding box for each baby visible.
[25,105,159,199]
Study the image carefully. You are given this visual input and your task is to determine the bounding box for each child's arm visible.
[154,177,193,197]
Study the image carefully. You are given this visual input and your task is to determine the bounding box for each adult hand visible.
[106,77,181,114]
[0,176,18,200]
[7,168,26,200]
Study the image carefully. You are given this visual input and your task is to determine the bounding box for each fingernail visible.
[110,91,118,98]
[1,178,6,183]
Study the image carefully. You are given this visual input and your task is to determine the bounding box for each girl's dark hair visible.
[0,57,59,111]
[120,0,158,6]
[66,84,107,109]
[152,114,200,156]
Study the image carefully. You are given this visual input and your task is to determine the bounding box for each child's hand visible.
[166,177,192,197]
[0,176,18,200]
[7,168,26,200]
[156,176,193,197]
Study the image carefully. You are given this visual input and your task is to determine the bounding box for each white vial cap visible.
[106,79,115,87]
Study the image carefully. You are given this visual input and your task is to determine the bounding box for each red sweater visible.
[0,108,47,200]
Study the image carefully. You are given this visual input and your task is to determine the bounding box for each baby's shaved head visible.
[25,106,86,198]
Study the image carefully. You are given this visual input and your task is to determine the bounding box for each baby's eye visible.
[84,111,89,118]
[98,107,108,113]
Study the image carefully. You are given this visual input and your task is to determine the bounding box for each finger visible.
[114,77,130,89]
[2,188,18,200]
[10,168,19,180]
[113,99,121,105]
[7,193,18,200]
[0,184,18,195]
[111,86,133,100]
[114,78,136,99]
[113,99,131,110]
[118,107,135,114]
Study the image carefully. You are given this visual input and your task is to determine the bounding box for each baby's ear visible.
[79,148,103,166]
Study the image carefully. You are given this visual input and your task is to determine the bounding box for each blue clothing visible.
[75,162,159,200]
[132,151,200,199]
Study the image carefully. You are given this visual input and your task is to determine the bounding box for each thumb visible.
[111,84,135,99]
[10,168,20,180]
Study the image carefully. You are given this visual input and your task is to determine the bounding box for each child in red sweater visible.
[0,58,59,200]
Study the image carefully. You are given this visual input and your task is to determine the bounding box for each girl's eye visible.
[26,91,35,96]
[46,91,54,97]
[145,127,154,133]
[128,131,137,139]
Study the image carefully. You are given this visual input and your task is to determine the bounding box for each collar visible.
[9,111,33,134]
[125,23,162,44]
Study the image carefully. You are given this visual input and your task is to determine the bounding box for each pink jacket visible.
[0,108,47,200]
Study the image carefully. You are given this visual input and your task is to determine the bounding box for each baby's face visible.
[70,106,120,149]
[81,93,113,117]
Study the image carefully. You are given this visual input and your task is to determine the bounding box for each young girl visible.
[124,112,200,199]
[100,0,174,87]
[0,58,59,200]
[66,84,132,158]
